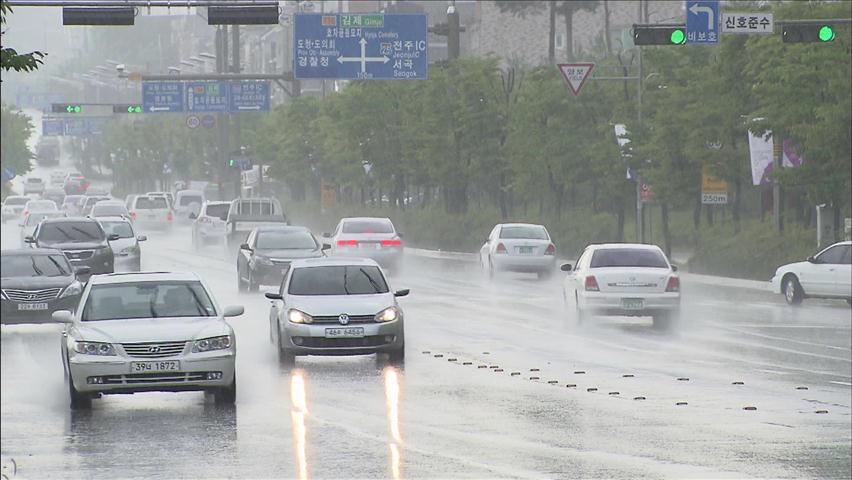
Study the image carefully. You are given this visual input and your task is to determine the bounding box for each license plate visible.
[517,246,534,255]
[325,327,365,338]
[622,298,645,310]
[17,303,48,311]
[131,361,180,373]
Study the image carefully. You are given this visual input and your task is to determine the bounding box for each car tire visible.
[387,343,405,364]
[237,267,247,293]
[278,346,295,368]
[575,293,586,325]
[133,259,141,272]
[215,375,237,405]
[68,374,91,410]
[783,275,804,305]
[487,258,495,280]
[248,271,259,292]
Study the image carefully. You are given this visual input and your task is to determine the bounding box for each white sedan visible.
[771,241,851,306]
[53,271,244,409]
[562,243,681,328]
[479,223,557,280]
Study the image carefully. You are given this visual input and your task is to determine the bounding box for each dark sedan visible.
[237,226,328,292]
[26,217,118,275]
[1,249,88,324]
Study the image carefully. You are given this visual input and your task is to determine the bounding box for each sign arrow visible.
[336,38,390,73]
[689,3,715,30]
[149,106,171,112]
[235,105,262,111]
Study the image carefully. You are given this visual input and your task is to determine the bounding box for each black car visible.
[1,249,89,324]
[26,217,118,275]
[237,226,328,292]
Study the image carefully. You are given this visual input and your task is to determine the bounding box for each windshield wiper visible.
[30,257,44,276]
[342,267,351,295]
[44,256,69,276]
[358,268,384,294]
[70,226,98,240]
[186,287,211,316]
[53,226,76,241]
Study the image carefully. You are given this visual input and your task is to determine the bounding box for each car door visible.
[832,245,852,297]
[239,230,256,281]
[480,225,498,263]
[806,245,846,296]
[330,221,343,255]
[565,248,589,300]
[269,269,290,341]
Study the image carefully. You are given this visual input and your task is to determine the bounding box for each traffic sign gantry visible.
[293,13,428,80]
[686,0,720,45]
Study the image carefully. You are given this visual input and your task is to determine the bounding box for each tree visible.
[557,0,599,61]
[0,104,34,179]
[1,0,45,73]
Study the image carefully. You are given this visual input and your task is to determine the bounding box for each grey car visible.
[1,248,87,325]
[27,217,118,275]
[265,257,407,366]
[236,226,327,292]
[97,216,146,271]
[324,217,404,270]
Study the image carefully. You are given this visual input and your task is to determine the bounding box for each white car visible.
[23,199,58,217]
[146,191,175,210]
[23,177,45,195]
[2,195,30,221]
[129,194,173,230]
[191,201,230,247]
[19,210,66,246]
[265,257,408,366]
[479,223,557,280]
[174,189,205,221]
[562,243,681,328]
[323,217,404,270]
[89,199,129,218]
[53,271,244,409]
[771,241,852,306]
[80,195,112,216]
[50,170,67,185]
[98,216,146,271]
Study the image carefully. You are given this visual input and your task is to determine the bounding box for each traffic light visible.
[782,22,838,43]
[207,5,279,25]
[52,104,83,114]
[114,104,143,114]
[633,24,687,46]
[62,7,135,25]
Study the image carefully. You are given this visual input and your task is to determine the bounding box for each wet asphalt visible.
[2,208,851,479]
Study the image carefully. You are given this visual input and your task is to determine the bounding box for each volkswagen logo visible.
[148,346,161,353]
[338,314,350,325]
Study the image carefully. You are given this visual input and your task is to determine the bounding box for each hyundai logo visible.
[338,314,350,325]
[27,293,37,300]
[148,346,161,353]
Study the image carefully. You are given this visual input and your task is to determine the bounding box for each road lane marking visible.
[829,381,852,387]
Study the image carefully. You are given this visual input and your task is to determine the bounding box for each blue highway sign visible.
[293,13,428,80]
[230,81,270,111]
[186,81,229,113]
[686,0,720,44]
[143,81,185,113]
[42,119,64,136]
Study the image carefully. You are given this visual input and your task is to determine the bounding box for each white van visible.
[174,189,205,221]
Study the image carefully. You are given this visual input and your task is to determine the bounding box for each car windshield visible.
[1,254,71,278]
[288,265,389,295]
[499,225,549,240]
[85,197,110,206]
[342,220,394,234]
[179,195,203,206]
[92,204,127,216]
[38,222,104,243]
[81,281,217,321]
[136,197,168,209]
[26,201,55,210]
[256,230,316,250]
[590,249,669,269]
[5,197,29,206]
[204,203,230,220]
[25,212,64,226]
[100,221,134,238]
[26,178,42,183]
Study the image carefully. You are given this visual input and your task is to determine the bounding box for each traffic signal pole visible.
[232,24,242,199]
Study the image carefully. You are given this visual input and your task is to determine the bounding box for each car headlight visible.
[375,306,400,323]
[59,280,82,298]
[255,255,273,266]
[287,309,313,324]
[191,335,232,353]
[73,340,116,356]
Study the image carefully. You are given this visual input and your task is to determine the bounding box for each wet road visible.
[2,193,851,478]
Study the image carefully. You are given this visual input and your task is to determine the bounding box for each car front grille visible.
[311,314,376,325]
[298,336,391,348]
[64,250,94,260]
[101,372,210,385]
[121,341,187,358]
[2,288,62,302]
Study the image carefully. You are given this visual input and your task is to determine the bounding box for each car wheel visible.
[68,373,91,410]
[215,374,236,405]
[133,259,141,272]
[387,343,405,364]
[248,271,259,292]
[846,298,851,307]
[277,327,295,367]
[237,268,247,293]
[487,258,495,280]
[575,292,586,325]
[783,275,804,305]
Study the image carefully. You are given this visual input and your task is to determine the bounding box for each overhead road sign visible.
[721,13,773,34]
[633,24,686,45]
[556,63,594,96]
[686,0,720,44]
[114,104,143,114]
[186,81,229,113]
[143,81,185,113]
[293,13,428,80]
[50,103,114,116]
[142,80,271,113]
[230,81,270,111]
[207,5,279,25]
[42,118,65,136]
[62,6,134,25]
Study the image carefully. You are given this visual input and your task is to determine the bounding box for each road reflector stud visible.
[587,387,598,392]
[448,358,457,362]
[482,351,490,355]
[634,396,646,400]
[815,410,828,414]
[609,391,620,395]
[494,369,504,372]
[530,376,540,380]
[796,386,808,390]
[478,365,488,369]
[422,351,431,354]
[732,381,745,385]
[676,401,688,406]
[677,377,689,381]
[743,406,757,411]
[530,368,540,372]
[434,354,443,358]
[574,371,586,374]
[462,362,472,365]
[623,374,634,378]
[511,372,521,376]
[548,380,558,384]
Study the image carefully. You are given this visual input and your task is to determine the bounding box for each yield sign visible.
[557,63,594,96]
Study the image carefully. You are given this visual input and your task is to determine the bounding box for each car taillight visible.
[381,239,402,247]
[495,242,507,254]
[129,211,137,221]
[544,244,556,255]
[337,239,358,247]
[166,211,173,222]
[22,210,28,217]
[585,275,600,291]
[665,276,680,292]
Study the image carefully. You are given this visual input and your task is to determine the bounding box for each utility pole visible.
[232,24,242,199]
[447,1,460,62]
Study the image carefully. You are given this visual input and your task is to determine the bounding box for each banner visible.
[748,130,774,186]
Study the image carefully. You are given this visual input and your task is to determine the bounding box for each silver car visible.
[53,271,244,409]
[265,257,408,366]
[19,211,66,247]
[90,200,130,218]
[98,216,146,271]
[479,223,557,280]
[2,195,30,222]
[324,217,404,270]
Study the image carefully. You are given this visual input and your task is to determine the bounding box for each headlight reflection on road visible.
[384,367,403,480]
[290,369,309,480]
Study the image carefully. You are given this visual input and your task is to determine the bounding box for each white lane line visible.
[729,324,852,330]
[714,324,852,352]
[829,381,852,387]
[756,369,791,375]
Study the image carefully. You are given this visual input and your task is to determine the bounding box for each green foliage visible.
[1,0,45,73]
[0,104,34,177]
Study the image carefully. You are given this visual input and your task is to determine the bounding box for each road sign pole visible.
[232,24,242,199]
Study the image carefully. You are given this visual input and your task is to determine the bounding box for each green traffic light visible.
[670,29,686,45]
[126,105,142,113]
[229,159,236,167]
[66,105,81,113]
[818,25,835,42]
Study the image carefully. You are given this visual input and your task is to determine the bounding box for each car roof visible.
[89,271,201,285]
[1,247,64,256]
[177,189,203,195]
[254,225,310,233]
[204,200,230,205]
[25,199,55,204]
[587,243,664,251]
[95,215,131,222]
[4,195,28,200]
[93,200,123,205]
[498,223,546,228]
[290,257,380,268]
[341,217,392,223]
[40,216,100,224]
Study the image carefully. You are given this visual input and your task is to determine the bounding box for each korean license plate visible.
[130,361,180,373]
[621,298,645,310]
[517,246,534,255]
[325,327,365,338]
[17,303,48,311]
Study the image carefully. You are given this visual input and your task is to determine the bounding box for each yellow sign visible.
[702,167,728,193]
[128,72,143,82]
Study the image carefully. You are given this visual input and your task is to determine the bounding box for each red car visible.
[63,174,90,195]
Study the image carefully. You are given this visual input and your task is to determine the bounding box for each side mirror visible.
[560,263,573,272]
[189,212,197,220]
[807,255,817,263]
[24,236,35,244]
[52,310,74,323]
[240,243,251,251]
[74,265,91,277]
[393,289,410,297]
[322,232,331,238]
[107,233,120,241]
[397,232,404,239]
[136,235,147,242]
[264,291,283,300]
[222,305,244,317]
[671,264,678,272]
[321,243,331,251]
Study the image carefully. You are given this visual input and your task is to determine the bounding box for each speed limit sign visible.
[186,115,200,129]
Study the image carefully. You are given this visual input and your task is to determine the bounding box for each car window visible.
[256,230,317,250]
[817,245,847,264]
[204,203,229,220]
[26,201,55,210]
[100,221,134,238]
[1,254,72,277]
[342,220,394,234]
[288,265,389,295]
[233,200,275,215]
[92,205,128,217]
[5,197,29,206]
[842,246,852,265]
[81,281,216,321]
[179,195,203,206]
[590,248,669,269]
[499,225,549,240]
[135,197,168,209]
[37,222,105,243]
[25,212,64,226]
